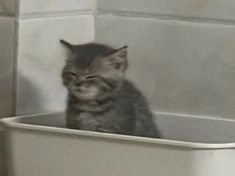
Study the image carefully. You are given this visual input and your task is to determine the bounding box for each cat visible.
[60,39,161,138]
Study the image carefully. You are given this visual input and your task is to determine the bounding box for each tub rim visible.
[1,111,235,150]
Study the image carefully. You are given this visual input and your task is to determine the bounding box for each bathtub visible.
[1,111,235,176]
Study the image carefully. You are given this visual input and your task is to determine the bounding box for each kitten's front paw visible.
[66,121,79,129]
[98,128,114,133]
[80,119,100,131]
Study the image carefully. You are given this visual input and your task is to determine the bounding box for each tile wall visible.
[96,0,235,119]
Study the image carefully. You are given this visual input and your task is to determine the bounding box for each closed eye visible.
[85,75,98,80]
[65,72,77,77]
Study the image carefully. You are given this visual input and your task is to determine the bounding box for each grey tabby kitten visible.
[60,40,161,138]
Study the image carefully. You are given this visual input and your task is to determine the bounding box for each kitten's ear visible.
[106,46,128,70]
[60,39,75,54]
[111,46,128,59]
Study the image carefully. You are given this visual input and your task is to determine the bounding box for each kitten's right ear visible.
[60,39,75,54]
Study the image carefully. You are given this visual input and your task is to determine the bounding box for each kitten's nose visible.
[75,77,83,86]
[75,82,88,92]
[75,82,83,87]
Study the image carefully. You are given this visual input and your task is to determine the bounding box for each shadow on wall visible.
[0,73,52,175]
[0,73,44,175]
[0,131,6,176]
[16,73,44,115]
[0,72,42,176]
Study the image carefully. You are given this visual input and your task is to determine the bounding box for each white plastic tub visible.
[1,112,235,176]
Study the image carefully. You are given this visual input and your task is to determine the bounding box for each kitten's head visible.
[60,40,128,100]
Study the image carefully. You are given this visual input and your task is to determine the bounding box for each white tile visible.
[0,0,96,15]
[0,0,16,15]
[0,17,15,117]
[98,0,235,21]
[16,15,95,115]
[96,15,235,119]
[19,0,96,15]
[0,3,4,14]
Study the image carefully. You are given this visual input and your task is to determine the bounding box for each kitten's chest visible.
[76,112,125,133]
[76,111,115,131]
[77,112,106,121]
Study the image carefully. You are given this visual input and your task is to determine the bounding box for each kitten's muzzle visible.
[75,81,83,87]
[74,82,89,91]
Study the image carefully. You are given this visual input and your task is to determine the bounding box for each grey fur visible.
[60,40,161,138]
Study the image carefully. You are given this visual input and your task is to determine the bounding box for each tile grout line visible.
[94,0,99,42]
[11,0,20,116]
[12,19,19,116]
[98,9,235,26]
[18,10,95,20]
[0,11,95,19]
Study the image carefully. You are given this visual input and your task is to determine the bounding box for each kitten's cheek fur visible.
[62,78,69,86]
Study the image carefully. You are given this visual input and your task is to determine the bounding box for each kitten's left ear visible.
[111,45,128,59]
[106,46,128,70]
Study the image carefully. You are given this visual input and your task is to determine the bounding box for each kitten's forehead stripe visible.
[75,43,115,56]
[76,43,114,65]
[70,43,115,70]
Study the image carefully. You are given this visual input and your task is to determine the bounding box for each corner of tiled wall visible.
[0,0,96,175]
[96,0,235,120]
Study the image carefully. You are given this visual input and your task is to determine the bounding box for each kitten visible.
[60,40,161,138]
